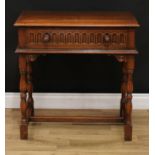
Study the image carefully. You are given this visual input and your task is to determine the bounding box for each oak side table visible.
[14,11,139,141]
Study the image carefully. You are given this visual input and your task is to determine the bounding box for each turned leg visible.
[27,58,34,117]
[120,62,127,117]
[124,55,135,141]
[19,55,28,139]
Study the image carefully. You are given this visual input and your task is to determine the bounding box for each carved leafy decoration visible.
[27,55,38,62]
[114,55,127,62]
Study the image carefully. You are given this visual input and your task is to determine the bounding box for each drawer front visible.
[18,28,134,49]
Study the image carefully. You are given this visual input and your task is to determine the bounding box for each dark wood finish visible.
[19,55,28,139]
[124,55,135,141]
[26,58,34,117]
[14,11,139,141]
[120,62,127,117]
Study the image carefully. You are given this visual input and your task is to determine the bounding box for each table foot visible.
[124,124,132,141]
[20,122,28,140]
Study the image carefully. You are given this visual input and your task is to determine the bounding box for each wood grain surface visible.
[6,109,148,155]
[14,11,139,27]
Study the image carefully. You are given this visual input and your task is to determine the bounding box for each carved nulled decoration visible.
[27,30,128,49]
[28,32,127,44]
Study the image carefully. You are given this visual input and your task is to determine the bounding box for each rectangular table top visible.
[14,11,139,27]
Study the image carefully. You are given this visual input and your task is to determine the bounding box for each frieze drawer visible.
[18,28,135,49]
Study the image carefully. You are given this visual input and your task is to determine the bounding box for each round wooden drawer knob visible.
[42,33,51,42]
[104,34,110,42]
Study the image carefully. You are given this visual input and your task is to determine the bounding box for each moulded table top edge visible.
[15,48,139,54]
[14,11,140,27]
